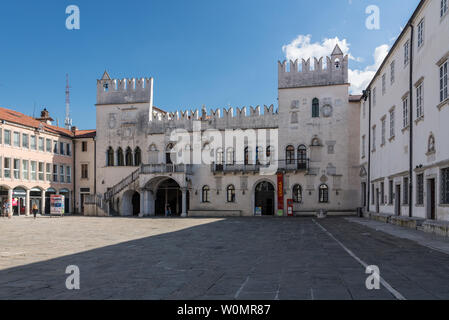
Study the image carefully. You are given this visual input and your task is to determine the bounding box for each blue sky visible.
[0,0,420,130]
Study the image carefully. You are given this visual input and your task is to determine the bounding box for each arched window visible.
[227,185,236,203]
[107,147,114,167]
[244,147,250,165]
[202,186,210,203]
[312,98,320,118]
[266,146,272,164]
[125,147,133,166]
[166,144,174,164]
[286,145,295,165]
[134,147,142,166]
[319,184,329,203]
[216,148,224,165]
[227,148,235,165]
[297,145,307,169]
[293,185,303,203]
[256,146,263,165]
[428,134,436,153]
[117,148,124,166]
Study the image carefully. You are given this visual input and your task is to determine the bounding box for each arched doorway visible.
[59,189,70,214]
[120,190,140,216]
[12,187,27,216]
[132,192,140,216]
[255,181,275,216]
[45,188,57,214]
[155,179,189,216]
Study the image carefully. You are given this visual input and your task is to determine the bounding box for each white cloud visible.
[281,35,389,94]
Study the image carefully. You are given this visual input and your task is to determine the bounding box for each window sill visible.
[437,98,449,111]
[439,204,449,207]
[415,204,425,207]
[415,116,424,125]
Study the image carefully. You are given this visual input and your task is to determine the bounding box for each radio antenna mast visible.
[64,74,73,130]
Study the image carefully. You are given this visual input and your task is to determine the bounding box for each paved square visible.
[1,216,449,300]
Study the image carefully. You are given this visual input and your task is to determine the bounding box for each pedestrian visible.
[5,201,11,219]
[32,203,38,219]
[1,201,4,218]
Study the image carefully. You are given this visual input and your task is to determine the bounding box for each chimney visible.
[35,108,54,125]
[71,126,78,134]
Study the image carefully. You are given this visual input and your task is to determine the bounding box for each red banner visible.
[277,173,284,216]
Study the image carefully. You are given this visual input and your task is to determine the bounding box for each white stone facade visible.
[92,46,361,217]
[360,0,449,221]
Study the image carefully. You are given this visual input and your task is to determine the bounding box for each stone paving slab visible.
[1,216,449,300]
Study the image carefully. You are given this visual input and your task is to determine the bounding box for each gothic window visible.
[166,143,174,165]
[312,98,320,118]
[297,145,307,169]
[244,147,250,165]
[134,147,142,166]
[428,134,436,153]
[256,146,263,165]
[117,148,124,166]
[319,184,329,203]
[266,146,272,164]
[125,147,133,166]
[107,147,114,167]
[286,145,295,165]
[226,148,235,165]
[216,148,224,165]
[227,185,236,203]
[293,185,303,203]
[202,186,210,203]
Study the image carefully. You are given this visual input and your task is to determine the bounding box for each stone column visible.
[139,189,145,217]
[41,190,46,215]
[147,191,155,216]
[8,189,13,216]
[25,189,30,216]
[181,188,187,217]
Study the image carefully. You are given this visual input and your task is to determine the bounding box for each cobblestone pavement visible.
[1,216,449,300]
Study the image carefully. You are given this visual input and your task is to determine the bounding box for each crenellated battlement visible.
[150,105,277,125]
[278,45,348,89]
[96,71,153,105]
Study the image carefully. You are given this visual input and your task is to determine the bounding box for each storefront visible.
[59,189,71,214]
[12,187,27,216]
[30,188,43,215]
[45,188,57,214]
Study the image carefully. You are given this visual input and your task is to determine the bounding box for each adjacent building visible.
[0,108,96,216]
[360,0,449,221]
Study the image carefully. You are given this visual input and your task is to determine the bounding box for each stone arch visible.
[251,178,278,216]
[120,189,140,217]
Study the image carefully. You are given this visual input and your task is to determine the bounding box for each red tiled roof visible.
[74,130,96,139]
[0,107,94,138]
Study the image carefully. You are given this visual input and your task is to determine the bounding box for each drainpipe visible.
[73,140,77,215]
[409,24,414,218]
[363,89,372,214]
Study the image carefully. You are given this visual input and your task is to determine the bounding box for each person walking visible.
[5,201,11,219]
[32,203,39,219]
[1,201,4,218]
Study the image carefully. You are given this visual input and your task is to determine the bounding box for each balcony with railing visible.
[211,159,309,174]
[140,163,194,175]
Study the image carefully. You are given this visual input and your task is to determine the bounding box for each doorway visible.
[132,192,140,216]
[395,184,401,216]
[376,188,380,213]
[255,181,275,216]
[427,178,436,220]
[155,179,188,216]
